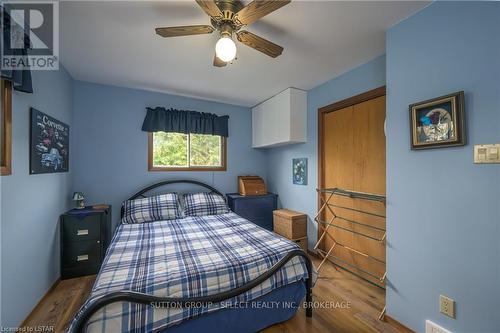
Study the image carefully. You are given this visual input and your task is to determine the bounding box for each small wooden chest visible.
[238,176,267,196]
[273,209,307,240]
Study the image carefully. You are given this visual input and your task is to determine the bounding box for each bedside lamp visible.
[73,192,85,209]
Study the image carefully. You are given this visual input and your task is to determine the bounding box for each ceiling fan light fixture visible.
[155,0,290,67]
[215,36,237,62]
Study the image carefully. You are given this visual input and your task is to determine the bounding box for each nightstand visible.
[226,193,278,231]
[60,205,112,279]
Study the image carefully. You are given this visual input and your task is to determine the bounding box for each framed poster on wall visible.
[292,158,308,185]
[30,108,69,174]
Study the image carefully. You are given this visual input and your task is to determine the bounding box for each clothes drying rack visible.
[313,188,387,319]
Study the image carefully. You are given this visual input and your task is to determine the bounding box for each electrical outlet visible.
[426,320,452,333]
[439,295,455,318]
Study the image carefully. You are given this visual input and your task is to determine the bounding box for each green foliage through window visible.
[152,132,223,169]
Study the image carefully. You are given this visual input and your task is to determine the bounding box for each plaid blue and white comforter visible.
[70,212,310,332]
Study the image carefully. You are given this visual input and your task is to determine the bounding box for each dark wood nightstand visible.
[60,205,112,279]
[226,193,278,231]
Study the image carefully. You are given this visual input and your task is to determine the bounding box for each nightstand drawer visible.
[63,239,101,268]
[62,215,101,242]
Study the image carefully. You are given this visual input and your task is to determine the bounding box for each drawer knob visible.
[77,229,89,236]
[77,254,89,261]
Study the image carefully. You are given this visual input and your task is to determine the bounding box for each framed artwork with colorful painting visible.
[409,91,466,150]
[292,158,307,185]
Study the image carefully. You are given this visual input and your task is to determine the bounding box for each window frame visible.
[148,132,227,172]
[1,79,12,176]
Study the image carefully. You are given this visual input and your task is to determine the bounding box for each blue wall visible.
[71,81,267,228]
[0,68,74,326]
[386,2,500,332]
[266,55,386,249]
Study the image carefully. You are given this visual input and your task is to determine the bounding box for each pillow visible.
[122,193,182,224]
[183,192,230,217]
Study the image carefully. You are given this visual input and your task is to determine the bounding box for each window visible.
[1,79,12,176]
[148,132,226,171]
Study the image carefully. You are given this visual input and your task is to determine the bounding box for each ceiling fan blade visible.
[237,30,283,58]
[195,0,223,18]
[234,0,290,26]
[155,25,214,38]
[213,54,227,67]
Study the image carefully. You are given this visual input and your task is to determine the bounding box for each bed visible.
[69,180,314,333]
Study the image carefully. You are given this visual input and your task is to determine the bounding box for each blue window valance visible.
[141,107,229,137]
[1,6,33,93]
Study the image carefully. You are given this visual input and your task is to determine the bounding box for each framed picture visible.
[409,91,466,150]
[30,108,69,174]
[292,158,307,185]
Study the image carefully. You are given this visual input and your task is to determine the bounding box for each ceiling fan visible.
[155,0,291,67]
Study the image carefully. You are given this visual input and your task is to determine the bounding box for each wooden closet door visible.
[320,95,386,284]
[322,106,354,259]
[351,96,386,279]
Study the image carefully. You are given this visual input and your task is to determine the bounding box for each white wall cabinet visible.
[252,88,307,148]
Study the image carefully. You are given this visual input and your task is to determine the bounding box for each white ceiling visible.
[60,1,428,106]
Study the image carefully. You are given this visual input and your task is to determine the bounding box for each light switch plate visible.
[474,144,500,164]
[439,295,455,318]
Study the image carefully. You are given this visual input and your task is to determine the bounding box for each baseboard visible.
[384,315,416,333]
[20,277,61,327]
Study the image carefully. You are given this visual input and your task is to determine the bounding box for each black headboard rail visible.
[121,180,225,218]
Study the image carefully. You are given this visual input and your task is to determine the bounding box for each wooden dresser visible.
[226,193,277,231]
[60,205,111,279]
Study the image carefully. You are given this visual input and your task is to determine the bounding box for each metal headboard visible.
[121,179,225,218]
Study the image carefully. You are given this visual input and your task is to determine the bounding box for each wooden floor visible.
[22,256,406,333]
[21,275,95,332]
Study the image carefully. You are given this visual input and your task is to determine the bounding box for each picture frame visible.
[409,91,466,150]
[292,158,308,185]
[30,108,69,174]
